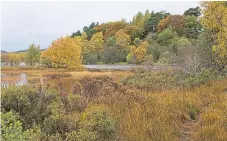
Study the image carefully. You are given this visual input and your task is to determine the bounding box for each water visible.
[1,72,76,93]
[16,73,28,85]
[84,64,136,70]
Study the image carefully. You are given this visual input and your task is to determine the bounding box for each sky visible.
[1,1,199,52]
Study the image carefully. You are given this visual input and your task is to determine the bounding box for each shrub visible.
[188,108,198,120]
[101,45,127,64]
[126,53,137,64]
[83,52,98,65]
[41,56,52,67]
[146,32,157,44]
[79,76,112,100]
[79,106,118,141]
[42,116,70,136]
[147,44,161,62]
[1,86,58,129]
[123,68,225,90]
[65,130,97,141]
[1,111,38,141]
[67,94,87,112]
[156,28,178,46]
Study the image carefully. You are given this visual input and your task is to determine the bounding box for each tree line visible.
[2,2,227,70]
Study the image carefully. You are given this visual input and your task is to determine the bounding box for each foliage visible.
[101,37,128,63]
[40,55,52,67]
[183,15,202,39]
[122,25,144,41]
[146,32,157,44]
[124,68,226,90]
[132,10,151,29]
[65,105,118,141]
[25,44,41,66]
[184,6,201,17]
[2,69,227,141]
[90,32,104,53]
[1,86,58,129]
[1,111,38,141]
[131,41,148,63]
[83,52,99,65]
[71,30,82,37]
[133,37,142,46]
[126,53,137,64]
[157,15,184,35]
[83,22,99,40]
[147,44,161,62]
[43,36,82,69]
[201,1,227,65]
[115,29,131,47]
[2,53,23,66]
[101,45,127,64]
[156,28,178,46]
[144,11,170,34]
[196,31,217,69]
[78,106,118,141]
[94,20,128,40]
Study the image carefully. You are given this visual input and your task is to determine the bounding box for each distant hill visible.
[14,48,47,53]
[1,49,47,54]
[1,50,7,54]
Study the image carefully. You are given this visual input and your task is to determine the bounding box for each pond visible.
[1,70,133,93]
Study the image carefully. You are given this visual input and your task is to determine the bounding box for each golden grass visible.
[1,75,20,84]
[92,79,227,141]
[67,71,133,82]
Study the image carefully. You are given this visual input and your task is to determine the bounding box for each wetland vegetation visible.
[1,2,227,141]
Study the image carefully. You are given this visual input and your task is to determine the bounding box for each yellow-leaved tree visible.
[43,36,82,69]
[115,29,131,47]
[131,41,148,63]
[89,32,104,53]
[201,1,227,65]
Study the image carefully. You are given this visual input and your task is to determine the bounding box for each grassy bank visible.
[2,69,227,140]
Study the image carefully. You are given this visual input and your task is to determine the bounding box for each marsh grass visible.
[87,78,227,141]
[1,75,20,84]
[1,67,227,141]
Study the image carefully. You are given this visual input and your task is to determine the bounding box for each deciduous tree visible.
[184,6,201,17]
[43,36,82,69]
[183,15,202,39]
[157,15,184,35]
[144,11,170,34]
[201,1,227,65]
[25,44,41,66]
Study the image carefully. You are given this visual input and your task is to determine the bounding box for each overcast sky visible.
[1,1,199,52]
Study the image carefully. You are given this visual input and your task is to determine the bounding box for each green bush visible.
[147,44,161,62]
[101,45,127,64]
[1,86,58,129]
[41,56,52,67]
[157,28,178,46]
[126,53,137,64]
[83,52,99,65]
[1,111,38,141]
[79,106,118,141]
[42,116,70,136]
[123,68,226,91]
[189,108,198,120]
[66,130,97,141]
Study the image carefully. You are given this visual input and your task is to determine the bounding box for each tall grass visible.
[91,79,227,141]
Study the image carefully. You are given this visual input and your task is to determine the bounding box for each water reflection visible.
[16,73,28,85]
[1,72,76,93]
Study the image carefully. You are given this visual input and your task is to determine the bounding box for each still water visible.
[1,70,131,93]
[1,72,76,92]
